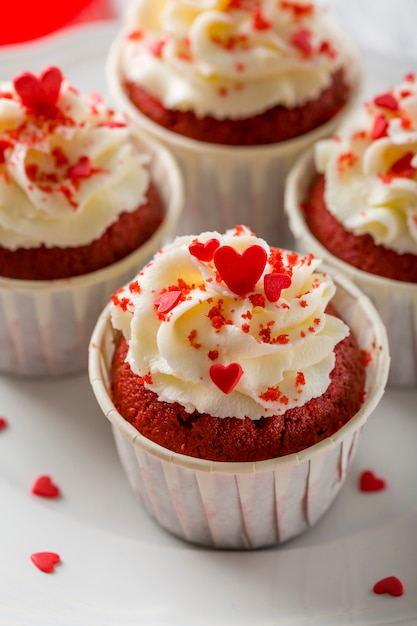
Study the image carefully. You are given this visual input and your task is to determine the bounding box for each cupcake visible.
[107,0,362,246]
[89,225,389,549]
[285,72,417,386]
[0,65,183,376]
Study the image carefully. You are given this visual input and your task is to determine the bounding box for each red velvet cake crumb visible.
[124,68,350,146]
[0,181,164,280]
[110,316,366,463]
[303,175,417,282]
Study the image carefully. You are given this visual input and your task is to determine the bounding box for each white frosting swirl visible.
[121,0,348,119]
[0,74,150,250]
[315,73,417,255]
[111,226,349,420]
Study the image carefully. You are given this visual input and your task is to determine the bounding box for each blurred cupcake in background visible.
[89,225,389,549]
[0,65,183,376]
[107,0,362,246]
[285,72,417,386]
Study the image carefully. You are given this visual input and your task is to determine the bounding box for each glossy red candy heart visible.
[214,245,267,296]
[189,238,220,262]
[154,290,182,315]
[31,475,61,498]
[359,470,387,492]
[264,272,292,303]
[210,362,243,394]
[373,576,404,597]
[13,66,62,114]
[30,552,61,573]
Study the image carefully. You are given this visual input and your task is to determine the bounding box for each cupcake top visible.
[120,0,349,120]
[315,72,417,256]
[110,225,349,420]
[0,66,150,250]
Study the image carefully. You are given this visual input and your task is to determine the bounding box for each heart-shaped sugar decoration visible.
[359,470,387,492]
[30,552,61,573]
[214,244,267,296]
[31,475,61,498]
[371,114,388,140]
[68,156,92,181]
[264,272,292,303]
[13,66,62,114]
[154,290,182,314]
[373,576,404,597]
[189,238,220,262]
[373,92,399,111]
[210,362,243,394]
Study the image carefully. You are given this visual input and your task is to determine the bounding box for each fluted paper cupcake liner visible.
[0,135,183,377]
[89,272,389,549]
[285,150,417,387]
[106,27,363,250]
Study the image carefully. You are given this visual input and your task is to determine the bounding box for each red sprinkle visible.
[359,469,387,492]
[67,156,92,181]
[154,290,182,315]
[389,152,416,178]
[210,362,243,394]
[264,272,292,303]
[371,114,389,140]
[373,92,399,111]
[213,244,267,296]
[30,552,61,574]
[292,28,313,54]
[31,475,61,498]
[373,576,404,597]
[13,66,62,115]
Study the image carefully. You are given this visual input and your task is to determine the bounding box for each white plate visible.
[0,19,416,626]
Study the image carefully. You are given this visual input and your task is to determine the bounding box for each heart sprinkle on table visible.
[359,469,387,492]
[31,475,61,498]
[373,576,404,597]
[30,552,61,574]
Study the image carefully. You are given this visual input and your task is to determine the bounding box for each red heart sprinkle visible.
[30,552,61,574]
[13,66,62,114]
[31,475,61,498]
[264,272,292,303]
[389,152,415,178]
[373,92,399,111]
[373,576,404,597]
[210,362,243,394]
[68,156,92,181]
[0,417,7,430]
[214,244,267,296]
[292,28,313,54]
[189,238,220,262]
[371,114,389,140]
[359,470,387,492]
[154,290,182,314]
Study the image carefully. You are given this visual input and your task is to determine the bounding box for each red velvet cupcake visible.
[89,225,389,548]
[285,73,417,386]
[0,66,183,375]
[107,0,362,245]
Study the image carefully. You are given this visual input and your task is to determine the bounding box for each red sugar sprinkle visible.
[31,475,61,498]
[371,114,389,140]
[209,362,243,394]
[149,39,166,58]
[373,576,404,597]
[30,552,61,574]
[389,152,416,178]
[0,140,12,164]
[67,156,92,181]
[280,1,314,17]
[373,92,399,111]
[359,469,387,492]
[0,417,7,430]
[252,6,271,30]
[292,28,313,54]
[208,350,219,361]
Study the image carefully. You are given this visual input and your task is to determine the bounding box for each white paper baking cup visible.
[0,135,183,377]
[285,150,417,388]
[106,28,363,250]
[89,272,389,549]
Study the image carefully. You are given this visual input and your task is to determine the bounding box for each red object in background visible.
[1,0,110,45]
